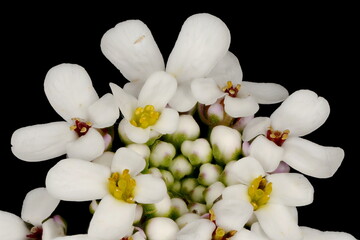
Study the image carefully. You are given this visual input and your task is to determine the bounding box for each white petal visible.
[66,128,105,161]
[88,195,136,240]
[221,184,250,202]
[100,20,164,82]
[267,173,314,206]
[300,226,357,240]
[21,187,60,226]
[111,147,146,176]
[92,151,115,168]
[191,78,225,105]
[249,135,284,172]
[168,82,198,112]
[231,157,266,185]
[138,71,177,110]
[166,13,230,82]
[212,199,253,232]
[0,210,28,240]
[123,81,143,97]
[255,203,302,240]
[11,122,77,162]
[87,93,119,128]
[152,108,179,134]
[224,95,259,118]
[42,218,66,240]
[282,137,345,178]
[109,83,138,120]
[242,117,271,142]
[124,120,151,144]
[231,228,267,240]
[242,81,289,104]
[46,159,110,201]
[134,174,167,204]
[44,64,99,122]
[146,217,179,240]
[176,219,215,240]
[53,235,100,240]
[270,89,330,136]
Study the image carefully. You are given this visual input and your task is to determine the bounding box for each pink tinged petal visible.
[0,210,29,240]
[152,108,179,134]
[109,83,138,120]
[44,64,99,122]
[88,195,136,240]
[123,120,151,144]
[212,199,253,232]
[166,13,230,82]
[241,81,289,104]
[267,173,314,207]
[42,218,66,240]
[66,128,105,161]
[300,226,357,240]
[137,71,177,110]
[45,159,110,201]
[11,121,77,162]
[111,147,146,176]
[134,174,167,204]
[100,20,165,82]
[242,117,271,142]
[87,93,119,129]
[231,157,266,185]
[191,78,226,105]
[270,89,330,136]
[224,95,259,118]
[249,135,284,172]
[21,187,60,227]
[255,203,302,240]
[221,184,250,202]
[282,137,345,178]
[168,82,198,112]
[176,219,215,240]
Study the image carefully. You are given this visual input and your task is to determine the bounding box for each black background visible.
[1,4,358,238]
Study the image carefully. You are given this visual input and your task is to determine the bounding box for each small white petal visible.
[92,151,115,168]
[224,95,259,118]
[152,108,179,134]
[270,89,330,136]
[230,157,266,185]
[191,78,225,105]
[111,147,146,176]
[134,174,167,204]
[44,64,99,122]
[46,159,110,201]
[168,82,198,112]
[221,184,249,202]
[124,120,151,144]
[21,187,60,226]
[42,218,66,240]
[0,210,28,240]
[176,219,215,240]
[242,117,271,142]
[100,20,164,82]
[66,128,105,161]
[87,93,119,128]
[110,83,138,120]
[88,195,136,240]
[242,81,289,104]
[11,122,77,162]
[123,81,143,97]
[267,173,314,206]
[282,137,345,178]
[146,217,179,240]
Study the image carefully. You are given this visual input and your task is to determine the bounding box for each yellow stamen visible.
[209,209,216,222]
[80,127,87,133]
[226,81,233,88]
[108,169,136,203]
[130,105,160,129]
[70,125,77,131]
[248,176,272,211]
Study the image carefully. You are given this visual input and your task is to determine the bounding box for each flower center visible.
[130,105,160,129]
[248,176,272,211]
[209,209,237,240]
[222,81,241,98]
[26,226,43,240]
[108,169,136,203]
[266,127,290,146]
[70,118,92,137]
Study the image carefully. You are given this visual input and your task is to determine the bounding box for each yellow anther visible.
[80,127,87,133]
[236,84,241,90]
[226,81,233,88]
[108,169,136,203]
[130,105,160,129]
[248,176,272,211]
[86,121,92,127]
[70,125,77,131]
[209,209,216,222]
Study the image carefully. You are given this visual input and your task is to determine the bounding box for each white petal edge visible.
[221,184,250,202]
[53,235,101,240]
[123,120,151,144]
[224,95,259,118]
[191,77,225,105]
[176,219,215,240]
[242,117,271,142]
[134,174,167,204]
[168,82,198,112]
[151,108,179,135]
[300,226,357,240]
[87,93,119,128]
[42,217,66,240]
[109,82,138,120]
[231,228,268,240]
[111,147,146,176]
[242,81,289,104]
[230,157,266,185]
[0,210,28,240]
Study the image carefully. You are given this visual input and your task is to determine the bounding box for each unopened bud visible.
[149,140,176,168]
[198,163,222,186]
[145,217,179,240]
[175,213,201,229]
[181,178,199,196]
[188,202,207,216]
[169,155,193,180]
[204,181,225,209]
[170,198,189,219]
[181,139,212,166]
[164,115,200,148]
[160,169,175,188]
[143,194,172,218]
[190,185,206,203]
[219,160,241,186]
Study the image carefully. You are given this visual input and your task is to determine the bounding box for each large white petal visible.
[176,219,215,240]
[46,159,110,201]
[44,64,99,122]
[88,195,136,240]
[267,173,314,207]
[0,211,28,240]
[242,117,271,142]
[224,95,259,118]
[111,147,146,176]
[270,89,330,136]
[109,83,138,120]
[134,174,167,204]
[242,81,289,104]
[282,137,344,178]
[138,71,177,110]
[191,77,225,105]
[100,20,164,82]
[87,93,119,128]
[123,120,151,144]
[123,81,144,97]
[221,184,250,202]
[168,82,198,112]
[11,121,77,162]
[21,187,60,226]
[166,13,230,82]
[42,217,66,240]
[53,235,100,240]
[300,226,357,240]
[152,108,179,134]
[255,203,302,240]
[66,128,105,161]
[230,157,266,185]
[231,228,268,240]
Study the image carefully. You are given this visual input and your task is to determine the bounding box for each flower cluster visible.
[1,13,357,240]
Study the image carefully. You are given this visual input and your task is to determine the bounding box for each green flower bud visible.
[219,160,241,186]
[143,194,172,218]
[190,185,206,203]
[188,202,207,215]
[198,163,222,186]
[170,197,189,219]
[164,115,200,148]
[181,178,199,196]
[175,213,201,229]
[169,155,193,180]
[149,140,176,168]
[160,169,175,188]
[170,180,182,197]
[181,139,212,166]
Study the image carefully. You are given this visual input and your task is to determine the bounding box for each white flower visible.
[222,157,314,240]
[191,51,289,118]
[11,64,119,162]
[0,187,64,240]
[110,71,179,144]
[45,147,167,240]
[101,13,231,112]
[242,89,344,177]
[145,217,179,240]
